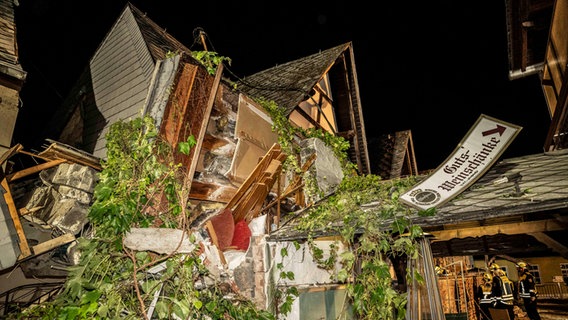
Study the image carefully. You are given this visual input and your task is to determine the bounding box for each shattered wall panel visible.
[300,137,344,203]
[20,163,97,235]
[271,240,346,286]
[228,95,278,183]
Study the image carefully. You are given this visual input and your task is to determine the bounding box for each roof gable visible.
[44,3,196,156]
[126,3,192,61]
[0,0,26,88]
[237,42,351,115]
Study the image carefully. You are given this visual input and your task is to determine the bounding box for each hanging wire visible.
[190,27,216,52]
[189,27,309,96]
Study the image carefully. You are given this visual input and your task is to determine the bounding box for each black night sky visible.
[13,0,551,170]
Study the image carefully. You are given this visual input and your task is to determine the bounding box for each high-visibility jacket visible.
[491,274,514,306]
[519,271,538,299]
[477,282,493,305]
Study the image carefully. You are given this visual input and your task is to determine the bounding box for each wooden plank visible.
[261,182,304,214]
[260,159,281,193]
[282,153,316,195]
[7,159,66,182]
[1,177,31,258]
[188,180,236,203]
[232,183,262,221]
[406,130,419,175]
[278,152,315,207]
[249,184,271,220]
[205,221,220,248]
[185,64,224,188]
[264,159,281,180]
[488,308,511,320]
[32,233,76,256]
[233,182,268,222]
[160,64,197,144]
[205,220,227,266]
[430,219,564,242]
[0,143,22,165]
[233,157,282,221]
[275,173,281,229]
[201,134,230,151]
[35,142,102,171]
[18,206,43,216]
[225,143,281,209]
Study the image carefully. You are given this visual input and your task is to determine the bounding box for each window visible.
[528,264,541,284]
[497,266,512,278]
[299,286,353,320]
[560,263,568,278]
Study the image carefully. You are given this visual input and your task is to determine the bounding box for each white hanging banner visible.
[400,114,522,211]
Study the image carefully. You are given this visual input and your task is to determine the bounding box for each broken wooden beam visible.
[189,180,237,203]
[225,143,282,210]
[7,159,67,182]
[1,176,31,258]
[32,233,76,256]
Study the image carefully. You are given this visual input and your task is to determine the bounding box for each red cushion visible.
[231,220,252,251]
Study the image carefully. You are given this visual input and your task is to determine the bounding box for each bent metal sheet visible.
[400,114,522,211]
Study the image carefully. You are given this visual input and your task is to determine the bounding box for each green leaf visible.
[206,300,217,311]
[97,304,109,318]
[135,251,149,262]
[61,306,80,320]
[409,225,423,238]
[83,301,98,316]
[140,280,159,294]
[418,207,437,217]
[66,278,83,299]
[172,299,190,319]
[155,300,169,319]
[81,290,101,304]
[293,241,301,250]
[337,269,350,282]
[178,142,190,155]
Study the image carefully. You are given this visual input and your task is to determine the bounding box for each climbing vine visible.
[257,97,357,203]
[11,116,273,320]
[190,51,232,76]
[257,97,435,319]
[296,174,432,319]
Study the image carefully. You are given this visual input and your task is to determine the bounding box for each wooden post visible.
[1,176,31,258]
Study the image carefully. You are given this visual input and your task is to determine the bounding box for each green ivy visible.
[11,116,273,320]
[270,243,300,315]
[294,175,432,320]
[190,51,232,75]
[12,93,432,320]
[255,97,432,319]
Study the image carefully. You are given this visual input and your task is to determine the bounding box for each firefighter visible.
[476,272,494,320]
[489,263,515,320]
[517,261,542,320]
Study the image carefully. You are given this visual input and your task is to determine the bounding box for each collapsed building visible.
[3,3,412,318]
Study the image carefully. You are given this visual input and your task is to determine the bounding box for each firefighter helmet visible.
[489,263,500,270]
[435,265,447,275]
[483,272,492,282]
[517,261,528,270]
